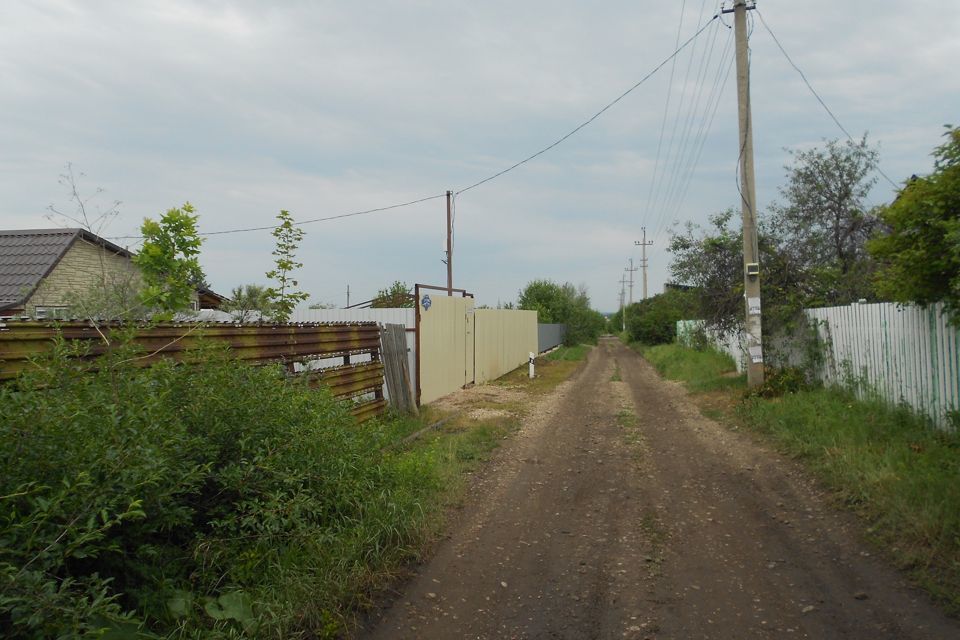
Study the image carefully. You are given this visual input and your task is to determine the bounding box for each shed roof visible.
[0,228,133,311]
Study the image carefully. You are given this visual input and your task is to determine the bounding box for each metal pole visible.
[446,190,453,295]
[733,0,764,387]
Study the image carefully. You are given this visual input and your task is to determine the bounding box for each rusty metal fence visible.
[0,320,386,421]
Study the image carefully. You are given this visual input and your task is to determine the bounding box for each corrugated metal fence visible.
[678,302,960,429]
[807,302,959,428]
[537,323,567,353]
[0,320,388,421]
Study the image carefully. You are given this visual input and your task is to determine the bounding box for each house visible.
[0,228,225,319]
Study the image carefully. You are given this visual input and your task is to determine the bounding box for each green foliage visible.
[517,280,605,345]
[743,366,811,398]
[870,126,960,324]
[668,209,744,335]
[641,343,743,393]
[222,284,274,322]
[770,135,881,304]
[668,137,883,356]
[371,281,414,308]
[624,289,696,345]
[0,339,440,638]
[134,203,205,318]
[265,210,309,322]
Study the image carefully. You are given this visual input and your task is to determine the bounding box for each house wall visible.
[25,238,142,316]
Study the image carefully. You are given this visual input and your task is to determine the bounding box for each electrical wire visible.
[108,193,447,240]
[755,7,900,191]
[656,1,725,229]
[108,14,720,242]
[454,12,721,196]
[641,0,688,233]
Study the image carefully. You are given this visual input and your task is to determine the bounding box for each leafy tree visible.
[625,289,697,345]
[223,284,274,322]
[517,279,605,345]
[667,209,807,351]
[668,210,744,335]
[770,135,881,304]
[134,202,205,318]
[265,210,309,322]
[371,281,414,308]
[870,126,960,323]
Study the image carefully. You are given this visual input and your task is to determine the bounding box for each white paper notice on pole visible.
[749,345,763,364]
[748,297,761,316]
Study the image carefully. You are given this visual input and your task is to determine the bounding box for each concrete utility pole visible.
[346,284,350,308]
[445,190,453,295]
[730,0,764,387]
[619,275,629,332]
[634,227,653,300]
[625,259,638,306]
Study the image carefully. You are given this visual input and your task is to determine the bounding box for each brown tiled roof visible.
[0,228,133,311]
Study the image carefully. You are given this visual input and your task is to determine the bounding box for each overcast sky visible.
[1,1,957,311]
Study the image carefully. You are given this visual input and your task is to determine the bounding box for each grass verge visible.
[638,341,960,614]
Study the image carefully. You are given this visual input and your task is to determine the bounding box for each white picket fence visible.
[679,302,960,430]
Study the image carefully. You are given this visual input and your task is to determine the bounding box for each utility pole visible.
[728,0,764,387]
[625,259,638,306]
[619,274,629,332]
[346,284,350,308]
[445,190,453,295]
[634,227,653,300]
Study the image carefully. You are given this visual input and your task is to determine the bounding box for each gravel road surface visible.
[358,337,959,639]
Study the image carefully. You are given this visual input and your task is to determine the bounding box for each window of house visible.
[34,306,71,320]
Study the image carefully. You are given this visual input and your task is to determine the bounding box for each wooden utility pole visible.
[731,0,764,387]
[634,227,653,300]
[445,190,453,295]
[625,258,638,306]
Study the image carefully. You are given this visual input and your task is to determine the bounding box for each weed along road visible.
[358,338,960,639]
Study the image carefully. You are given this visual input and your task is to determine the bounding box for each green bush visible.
[0,338,438,638]
[625,289,697,345]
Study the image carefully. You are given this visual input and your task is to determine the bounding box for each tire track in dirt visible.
[359,339,659,639]
[614,338,960,639]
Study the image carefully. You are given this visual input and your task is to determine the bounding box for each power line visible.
[641,0,688,232]
[455,12,721,196]
[109,13,721,242]
[108,193,447,240]
[755,8,900,191]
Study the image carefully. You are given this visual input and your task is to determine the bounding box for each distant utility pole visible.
[625,258,638,306]
[634,227,653,300]
[446,190,453,295]
[727,0,764,387]
[619,274,629,332]
[346,284,350,308]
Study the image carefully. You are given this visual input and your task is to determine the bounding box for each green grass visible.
[737,389,960,612]
[545,344,590,362]
[639,341,960,614]
[641,343,745,392]
[611,363,622,382]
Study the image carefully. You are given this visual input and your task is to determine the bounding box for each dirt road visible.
[359,338,960,639]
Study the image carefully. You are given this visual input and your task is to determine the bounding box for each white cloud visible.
[0,0,957,312]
